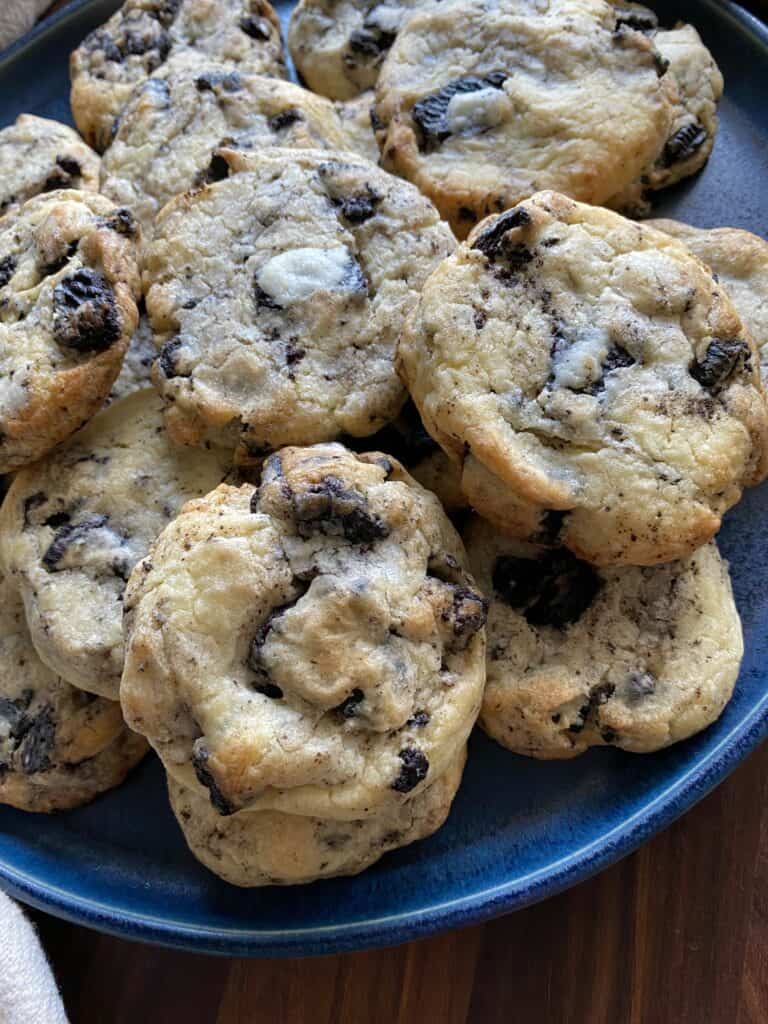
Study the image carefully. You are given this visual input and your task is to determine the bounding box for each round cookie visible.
[0,570,147,812]
[335,91,381,163]
[608,18,723,215]
[0,389,232,699]
[101,57,352,236]
[70,0,286,151]
[144,147,455,462]
[0,115,100,218]
[168,745,465,886]
[108,310,156,402]
[649,220,768,388]
[0,190,141,474]
[465,516,742,758]
[288,0,419,101]
[372,0,676,237]
[398,192,768,566]
[121,444,487,819]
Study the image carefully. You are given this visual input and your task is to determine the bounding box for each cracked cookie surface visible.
[70,0,286,151]
[101,56,351,236]
[398,192,768,566]
[144,147,455,462]
[0,115,100,218]
[0,190,141,473]
[0,389,232,699]
[288,0,419,100]
[465,515,742,758]
[0,569,147,812]
[168,745,465,885]
[372,0,676,236]
[121,444,486,819]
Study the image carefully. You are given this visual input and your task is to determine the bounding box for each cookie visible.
[0,569,147,812]
[465,516,742,758]
[70,0,286,151]
[288,0,418,100]
[608,18,723,215]
[648,220,768,389]
[372,0,676,237]
[0,389,232,699]
[0,115,100,218]
[0,190,141,474]
[335,91,380,163]
[108,309,156,401]
[398,192,768,566]
[101,57,352,236]
[168,745,465,886]
[144,147,455,461]
[121,444,487,819]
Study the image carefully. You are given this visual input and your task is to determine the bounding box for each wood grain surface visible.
[20,2,768,1022]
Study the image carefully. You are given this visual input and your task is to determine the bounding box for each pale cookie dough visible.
[0,569,147,812]
[0,115,100,218]
[144,147,455,462]
[101,57,352,236]
[168,745,465,885]
[398,192,768,566]
[0,389,232,699]
[121,444,487,819]
[0,190,141,473]
[466,516,742,758]
[288,0,419,100]
[70,0,286,151]
[372,0,676,237]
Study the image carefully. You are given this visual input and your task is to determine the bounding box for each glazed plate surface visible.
[0,0,767,956]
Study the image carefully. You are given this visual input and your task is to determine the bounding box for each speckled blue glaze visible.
[0,0,766,958]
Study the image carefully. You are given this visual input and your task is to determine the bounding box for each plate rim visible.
[0,0,767,958]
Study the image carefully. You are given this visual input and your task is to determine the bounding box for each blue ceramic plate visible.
[0,0,767,957]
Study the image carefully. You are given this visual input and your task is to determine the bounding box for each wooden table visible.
[24,2,768,1021]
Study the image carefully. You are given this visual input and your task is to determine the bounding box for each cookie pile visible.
[0,0,763,886]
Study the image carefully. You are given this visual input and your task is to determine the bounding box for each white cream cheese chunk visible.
[256,246,358,305]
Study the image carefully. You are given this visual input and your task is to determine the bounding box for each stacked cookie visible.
[120,445,486,884]
[400,192,766,757]
[0,0,763,888]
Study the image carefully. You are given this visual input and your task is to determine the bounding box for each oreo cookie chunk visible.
[288,0,419,100]
[70,0,286,151]
[0,190,141,474]
[102,55,351,237]
[0,115,100,218]
[121,444,485,819]
[144,147,454,462]
[398,192,768,566]
[0,569,147,812]
[0,389,232,699]
[465,516,743,758]
[372,0,677,236]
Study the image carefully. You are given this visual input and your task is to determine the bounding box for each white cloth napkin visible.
[0,0,52,52]
[0,891,68,1024]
